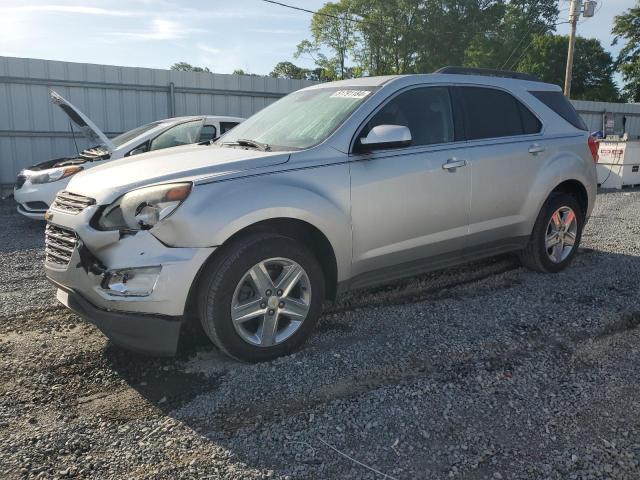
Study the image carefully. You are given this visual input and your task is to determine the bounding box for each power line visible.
[262,0,383,27]
[499,21,542,69]
[508,20,571,71]
[263,0,571,73]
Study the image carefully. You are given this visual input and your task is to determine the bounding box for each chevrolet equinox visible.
[44,68,598,361]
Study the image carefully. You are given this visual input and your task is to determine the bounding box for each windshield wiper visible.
[222,138,271,151]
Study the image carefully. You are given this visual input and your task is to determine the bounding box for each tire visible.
[519,193,584,273]
[197,233,325,362]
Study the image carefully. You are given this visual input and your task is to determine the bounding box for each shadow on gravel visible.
[102,343,221,415]
[0,199,45,252]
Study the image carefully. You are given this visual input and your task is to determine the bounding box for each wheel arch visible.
[184,216,340,327]
[549,179,589,217]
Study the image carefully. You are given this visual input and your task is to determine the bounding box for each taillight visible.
[588,136,599,162]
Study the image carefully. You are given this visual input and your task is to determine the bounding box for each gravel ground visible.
[1,189,640,480]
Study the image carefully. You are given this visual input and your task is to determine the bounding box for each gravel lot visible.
[1,189,640,480]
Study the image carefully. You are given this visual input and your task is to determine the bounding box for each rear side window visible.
[457,87,541,140]
[530,91,587,130]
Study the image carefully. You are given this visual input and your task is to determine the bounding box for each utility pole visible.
[563,0,581,98]
[564,0,596,98]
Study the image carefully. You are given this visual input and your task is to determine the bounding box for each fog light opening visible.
[102,266,161,297]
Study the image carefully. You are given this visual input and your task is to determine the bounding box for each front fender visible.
[152,165,352,281]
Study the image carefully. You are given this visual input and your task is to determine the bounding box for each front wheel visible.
[197,234,325,362]
[519,193,584,273]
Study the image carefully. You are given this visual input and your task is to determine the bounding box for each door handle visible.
[528,144,545,155]
[442,159,467,171]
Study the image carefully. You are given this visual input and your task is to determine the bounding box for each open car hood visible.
[50,90,115,152]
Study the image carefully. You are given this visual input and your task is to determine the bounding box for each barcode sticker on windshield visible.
[330,90,370,99]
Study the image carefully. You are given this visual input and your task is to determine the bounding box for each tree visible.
[516,34,620,102]
[170,62,211,73]
[464,0,559,70]
[348,0,423,75]
[232,69,260,76]
[613,2,640,102]
[269,61,308,79]
[295,2,356,79]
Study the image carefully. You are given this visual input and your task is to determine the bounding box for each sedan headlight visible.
[97,183,192,231]
[30,166,83,184]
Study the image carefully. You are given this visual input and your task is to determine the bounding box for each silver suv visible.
[44,68,597,361]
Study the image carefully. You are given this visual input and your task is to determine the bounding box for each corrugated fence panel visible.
[571,99,640,138]
[0,56,315,186]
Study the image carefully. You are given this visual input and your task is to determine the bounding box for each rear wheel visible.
[519,193,584,273]
[197,234,324,362]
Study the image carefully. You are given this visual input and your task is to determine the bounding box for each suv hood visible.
[51,90,115,152]
[66,143,290,203]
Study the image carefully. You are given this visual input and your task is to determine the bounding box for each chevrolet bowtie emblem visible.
[44,210,53,221]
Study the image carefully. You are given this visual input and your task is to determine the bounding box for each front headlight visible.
[30,166,83,184]
[97,183,192,231]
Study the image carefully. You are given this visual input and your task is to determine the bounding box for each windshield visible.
[219,86,377,150]
[109,121,167,148]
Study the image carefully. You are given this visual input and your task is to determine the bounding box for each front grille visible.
[15,175,26,189]
[52,191,95,214]
[45,224,77,267]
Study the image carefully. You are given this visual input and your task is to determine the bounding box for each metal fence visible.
[2,55,640,190]
[0,56,316,188]
[572,99,640,138]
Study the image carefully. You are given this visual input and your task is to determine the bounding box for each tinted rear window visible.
[530,91,587,130]
[457,87,541,140]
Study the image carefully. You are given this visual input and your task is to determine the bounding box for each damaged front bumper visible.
[44,205,215,355]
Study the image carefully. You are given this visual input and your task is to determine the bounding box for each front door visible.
[349,86,471,284]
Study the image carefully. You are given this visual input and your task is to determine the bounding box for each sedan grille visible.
[52,191,95,214]
[45,224,77,267]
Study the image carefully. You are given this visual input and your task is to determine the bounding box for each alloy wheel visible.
[230,257,312,347]
[545,206,578,263]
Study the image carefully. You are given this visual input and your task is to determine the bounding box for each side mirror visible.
[357,124,411,152]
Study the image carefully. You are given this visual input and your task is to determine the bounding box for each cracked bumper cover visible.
[54,286,183,356]
[44,207,215,355]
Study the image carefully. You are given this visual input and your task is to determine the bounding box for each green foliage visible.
[269,61,335,81]
[170,62,211,73]
[295,2,357,80]
[276,0,620,102]
[466,0,559,69]
[232,69,261,76]
[613,2,640,102]
[517,35,620,101]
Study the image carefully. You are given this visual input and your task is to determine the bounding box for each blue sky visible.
[0,0,636,76]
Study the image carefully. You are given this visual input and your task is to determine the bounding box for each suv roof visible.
[303,72,560,92]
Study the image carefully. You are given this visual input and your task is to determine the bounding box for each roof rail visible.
[434,66,541,82]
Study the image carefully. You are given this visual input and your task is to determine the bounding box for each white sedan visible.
[14,90,244,220]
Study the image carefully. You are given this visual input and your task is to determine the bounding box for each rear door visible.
[454,86,548,252]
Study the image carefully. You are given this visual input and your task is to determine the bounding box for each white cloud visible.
[248,28,303,35]
[197,43,221,55]
[109,19,200,41]
[0,5,143,17]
